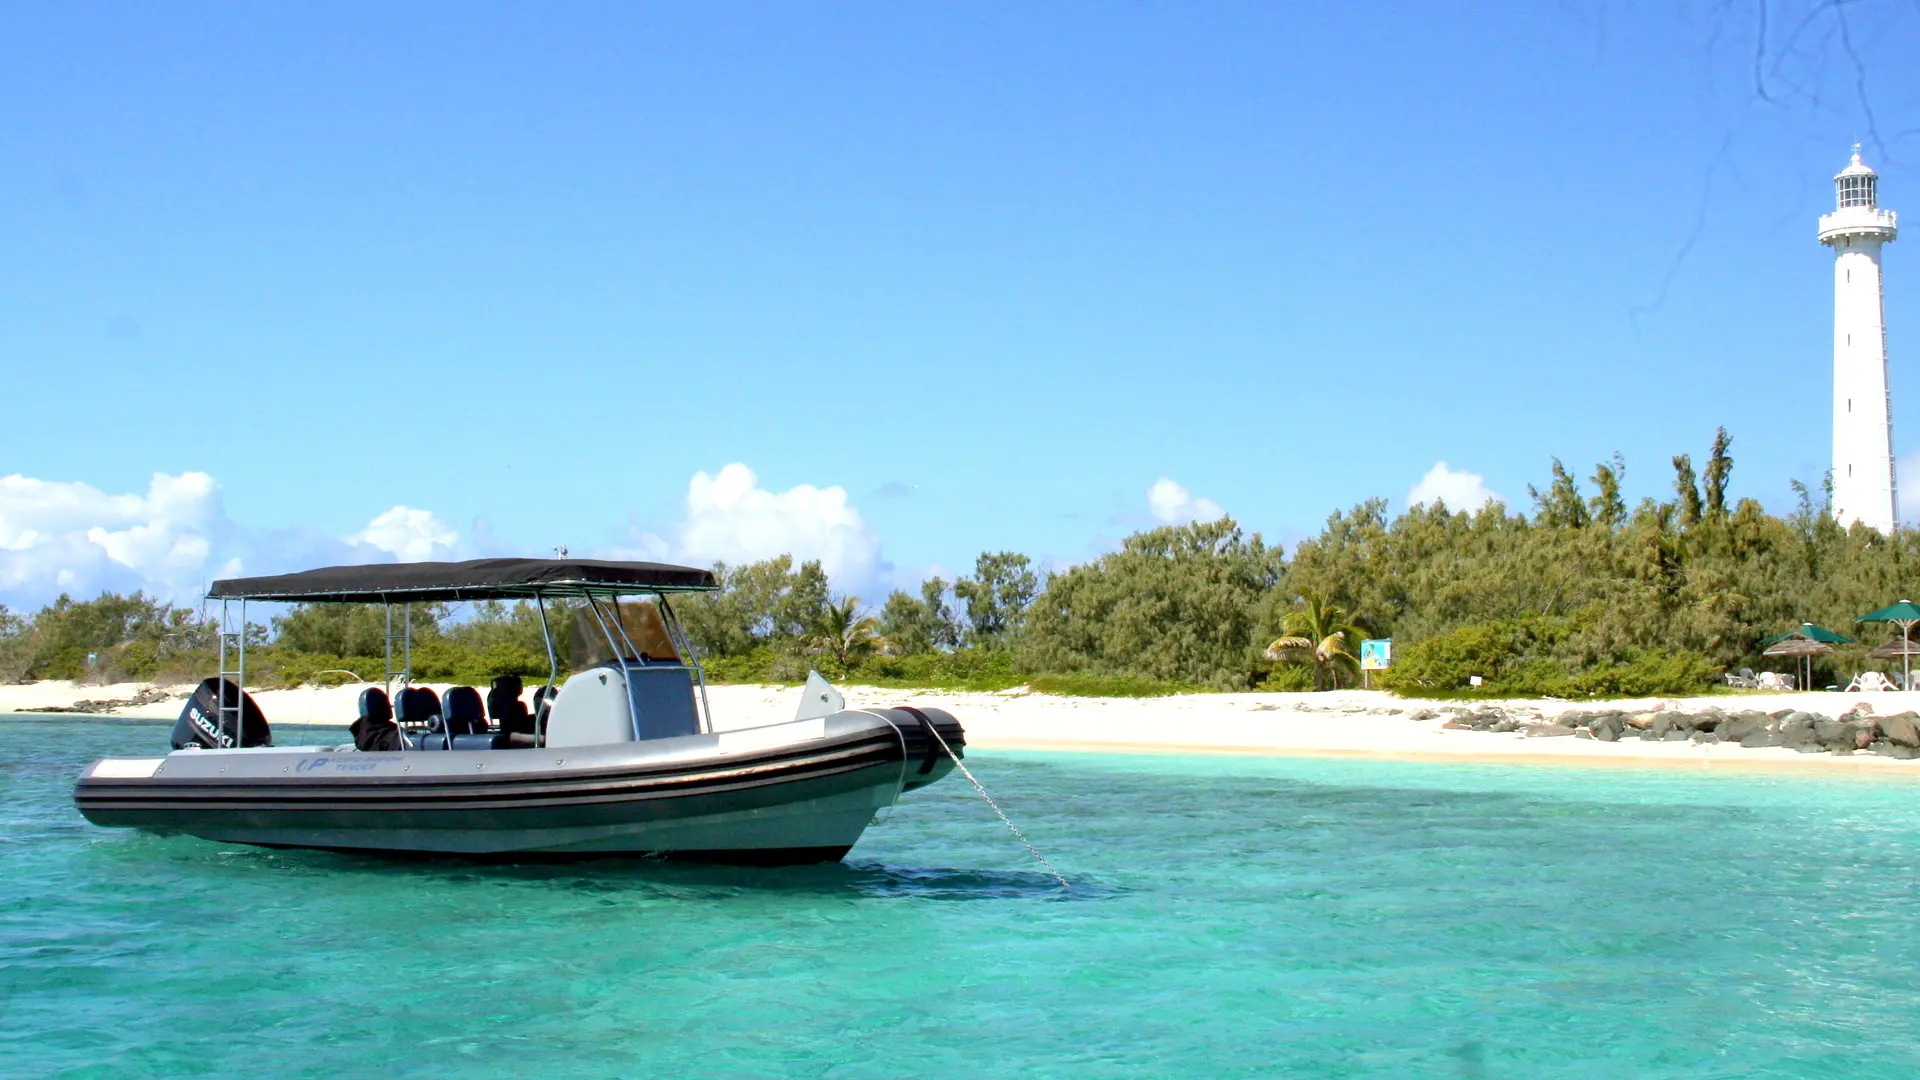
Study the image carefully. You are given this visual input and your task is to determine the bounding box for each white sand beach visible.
[9,679,1920,775]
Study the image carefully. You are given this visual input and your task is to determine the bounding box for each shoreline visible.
[9,680,1920,775]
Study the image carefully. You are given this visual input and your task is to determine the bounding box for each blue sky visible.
[2,2,1917,607]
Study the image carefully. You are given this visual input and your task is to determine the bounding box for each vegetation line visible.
[2,429,1908,700]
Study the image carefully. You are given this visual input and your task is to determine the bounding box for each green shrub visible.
[1381,620,1720,699]
[1259,663,1318,692]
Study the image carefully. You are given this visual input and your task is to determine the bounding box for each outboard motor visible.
[170,677,272,749]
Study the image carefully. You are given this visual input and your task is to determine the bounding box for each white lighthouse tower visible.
[1820,145,1899,532]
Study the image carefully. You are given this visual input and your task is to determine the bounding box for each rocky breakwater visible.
[1426,703,1920,760]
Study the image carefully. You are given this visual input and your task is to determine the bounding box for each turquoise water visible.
[6,718,1920,1079]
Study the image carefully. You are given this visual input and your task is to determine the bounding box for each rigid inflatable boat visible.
[73,558,965,864]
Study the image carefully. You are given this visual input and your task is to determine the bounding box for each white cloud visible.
[1408,461,1500,511]
[0,472,229,604]
[350,506,460,561]
[673,463,882,587]
[1147,478,1226,525]
[0,471,463,608]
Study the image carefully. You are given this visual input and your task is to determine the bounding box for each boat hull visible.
[74,708,964,863]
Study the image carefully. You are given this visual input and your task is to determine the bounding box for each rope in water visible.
[919,718,1070,890]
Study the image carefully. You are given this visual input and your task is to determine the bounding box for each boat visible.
[72,557,967,864]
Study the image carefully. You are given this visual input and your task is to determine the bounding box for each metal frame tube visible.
[535,595,558,746]
[585,594,640,742]
[658,596,712,734]
[384,604,394,694]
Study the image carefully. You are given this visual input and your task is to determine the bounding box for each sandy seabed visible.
[9,678,1920,776]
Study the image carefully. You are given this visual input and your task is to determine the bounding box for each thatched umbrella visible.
[1858,600,1920,689]
[1870,637,1920,659]
[1762,635,1832,691]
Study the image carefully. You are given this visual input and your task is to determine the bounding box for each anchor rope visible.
[916,716,1070,890]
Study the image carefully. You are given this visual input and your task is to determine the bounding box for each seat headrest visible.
[491,675,523,694]
[444,685,484,722]
[395,686,442,723]
[487,679,527,720]
[358,687,393,724]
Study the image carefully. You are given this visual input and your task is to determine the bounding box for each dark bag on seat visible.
[350,687,404,752]
[488,675,535,736]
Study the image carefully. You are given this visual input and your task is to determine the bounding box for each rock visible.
[1576,729,1594,739]
[1593,723,1620,742]
[1779,716,1820,750]
[1409,709,1439,722]
[1740,730,1781,748]
[1664,729,1691,741]
[1626,712,1655,730]
[1690,710,1725,732]
[1489,719,1519,733]
[1442,718,1473,730]
[1692,729,1721,743]
[1871,741,1920,760]
[1719,714,1769,743]
[1814,720,1856,750]
[1654,710,1694,734]
[1876,713,1920,748]
[1523,723,1576,738]
[1770,708,1796,720]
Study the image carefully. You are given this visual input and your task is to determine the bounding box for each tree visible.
[0,605,30,683]
[274,601,442,657]
[1673,453,1703,529]
[781,560,832,640]
[1264,592,1368,690]
[1589,454,1627,529]
[1022,518,1285,688]
[955,552,1038,644]
[1529,459,1589,529]
[806,596,890,667]
[879,577,961,654]
[1704,426,1734,522]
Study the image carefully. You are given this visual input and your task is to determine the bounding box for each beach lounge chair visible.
[1844,671,1897,692]
[1755,672,1794,691]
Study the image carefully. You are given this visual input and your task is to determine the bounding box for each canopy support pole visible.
[1904,620,1915,691]
[535,595,558,746]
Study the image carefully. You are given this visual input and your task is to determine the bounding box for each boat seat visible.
[395,686,442,730]
[443,685,488,736]
[409,733,500,751]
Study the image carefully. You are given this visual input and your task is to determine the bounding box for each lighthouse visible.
[1820,145,1899,533]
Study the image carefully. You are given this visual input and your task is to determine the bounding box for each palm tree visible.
[807,596,892,667]
[1265,592,1368,690]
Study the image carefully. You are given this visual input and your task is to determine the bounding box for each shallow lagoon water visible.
[5,717,1919,1079]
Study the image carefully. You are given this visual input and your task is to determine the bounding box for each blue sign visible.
[1360,639,1392,671]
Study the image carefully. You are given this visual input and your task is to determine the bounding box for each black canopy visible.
[208,558,718,603]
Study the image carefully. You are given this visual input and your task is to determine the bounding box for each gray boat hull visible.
[74,707,964,863]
